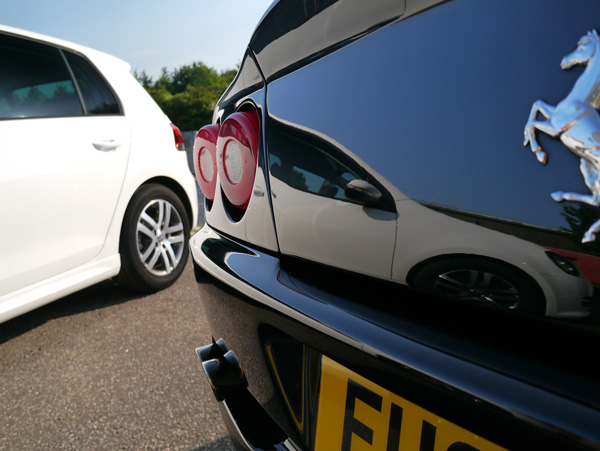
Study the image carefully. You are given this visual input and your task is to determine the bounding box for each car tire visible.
[412,257,545,315]
[117,184,190,292]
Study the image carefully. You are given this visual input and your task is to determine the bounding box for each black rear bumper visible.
[190,224,600,450]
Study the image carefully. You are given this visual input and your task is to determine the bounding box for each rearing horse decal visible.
[524,30,600,243]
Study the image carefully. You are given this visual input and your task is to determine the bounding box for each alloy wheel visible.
[433,269,522,310]
[136,198,185,276]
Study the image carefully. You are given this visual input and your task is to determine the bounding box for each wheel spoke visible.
[135,197,185,277]
[145,246,162,269]
[432,269,522,309]
[159,201,171,229]
[470,270,480,288]
[479,272,493,290]
[437,274,468,289]
[158,246,173,272]
[489,295,520,303]
[156,200,166,229]
[140,211,158,232]
[140,240,156,262]
[136,222,155,240]
[435,274,470,296]
[486,288,520,302]
[161,241,177,270]
[166,234,184,246]
[165,222,184,235]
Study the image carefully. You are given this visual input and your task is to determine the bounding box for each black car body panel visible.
[250,0,405,82]
[191,0,600,449]
[192,230,599,450]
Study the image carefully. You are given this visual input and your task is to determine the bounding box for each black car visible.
[190,1,600,449]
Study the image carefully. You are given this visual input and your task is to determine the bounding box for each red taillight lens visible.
[217,111,260,210]
[193,124,220,200]
[171,123,185,151]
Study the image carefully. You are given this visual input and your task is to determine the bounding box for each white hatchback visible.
[0,25,198,323]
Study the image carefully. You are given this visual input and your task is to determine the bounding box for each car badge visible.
[524,29,600,243]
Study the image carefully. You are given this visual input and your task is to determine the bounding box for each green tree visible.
[135,62,237,131]
[133,70,153,89]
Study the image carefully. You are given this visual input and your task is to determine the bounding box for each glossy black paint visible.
[251,0,406,82]
[264,0,598,234]
[259,0,600,317]
[192,232,600,449]
[192,0,600,449]
[216,49,264,116]
[267,118,397,212]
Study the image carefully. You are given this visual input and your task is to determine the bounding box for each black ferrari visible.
[190,1,600,449]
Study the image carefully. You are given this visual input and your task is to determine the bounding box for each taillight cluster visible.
[194,124,219,200]
[171,123,186,151]
[193,110,260,212]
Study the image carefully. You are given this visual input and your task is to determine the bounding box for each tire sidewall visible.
[413,257,545,315]
[118,184,190,292]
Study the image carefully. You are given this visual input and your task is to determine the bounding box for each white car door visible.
[0,33,130,297]
[267,121,398,280]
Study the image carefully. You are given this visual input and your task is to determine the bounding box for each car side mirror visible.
[344,179,382,206]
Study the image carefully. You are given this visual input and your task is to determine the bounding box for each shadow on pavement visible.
[0,278,145,344]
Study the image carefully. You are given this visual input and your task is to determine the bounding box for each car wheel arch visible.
[406,253,546,313]
[116,180,192,292]
[141,176,195,227]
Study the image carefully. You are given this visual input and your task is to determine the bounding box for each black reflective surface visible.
[251,0,405,81]
[263,0,600,320]
[268,119,396,212]
[192,0,600,449]
[192,229,600,449]
[265,0,599,233]
[217,49,264,113]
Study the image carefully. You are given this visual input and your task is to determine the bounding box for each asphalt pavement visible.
[0,261,235,450]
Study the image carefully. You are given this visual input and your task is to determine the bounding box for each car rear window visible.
[0,33,122,119]
[64,51,121,115]
[0,33,83,119]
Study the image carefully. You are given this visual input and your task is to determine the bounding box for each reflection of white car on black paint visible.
[265,120,592,317]
[0,25,198,323]
[189,1,600,450]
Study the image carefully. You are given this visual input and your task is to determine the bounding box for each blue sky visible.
[1,0,274,80]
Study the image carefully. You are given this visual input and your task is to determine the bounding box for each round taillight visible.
[223,140,244,184]
[193,124,220,200]
[217,110,259,209]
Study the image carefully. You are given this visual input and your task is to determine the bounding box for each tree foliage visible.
[134,62,237,131]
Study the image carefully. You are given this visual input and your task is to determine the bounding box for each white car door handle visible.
[92,140,122,151]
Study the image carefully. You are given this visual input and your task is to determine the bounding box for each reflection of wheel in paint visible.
[412,257,545,314]
[117,184,190,292]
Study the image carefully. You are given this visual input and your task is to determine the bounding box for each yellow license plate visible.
[315,356,507,451]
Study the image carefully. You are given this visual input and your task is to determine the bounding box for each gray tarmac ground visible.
[0,261,235,450]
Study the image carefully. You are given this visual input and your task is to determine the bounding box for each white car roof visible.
[0,24,131,73]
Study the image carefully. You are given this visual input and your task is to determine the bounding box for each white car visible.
[0,25,198,323]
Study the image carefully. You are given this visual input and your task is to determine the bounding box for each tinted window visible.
[268,120,395,211]
[64,52,121,115]
[0,33,83,118]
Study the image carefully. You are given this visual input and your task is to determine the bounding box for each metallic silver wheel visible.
[136,198,185,277]
[433,269,521,310]
[413,257,544,314]
[118,184,190,292]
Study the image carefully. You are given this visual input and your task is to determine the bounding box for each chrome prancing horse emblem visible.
[524,30,600,243]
